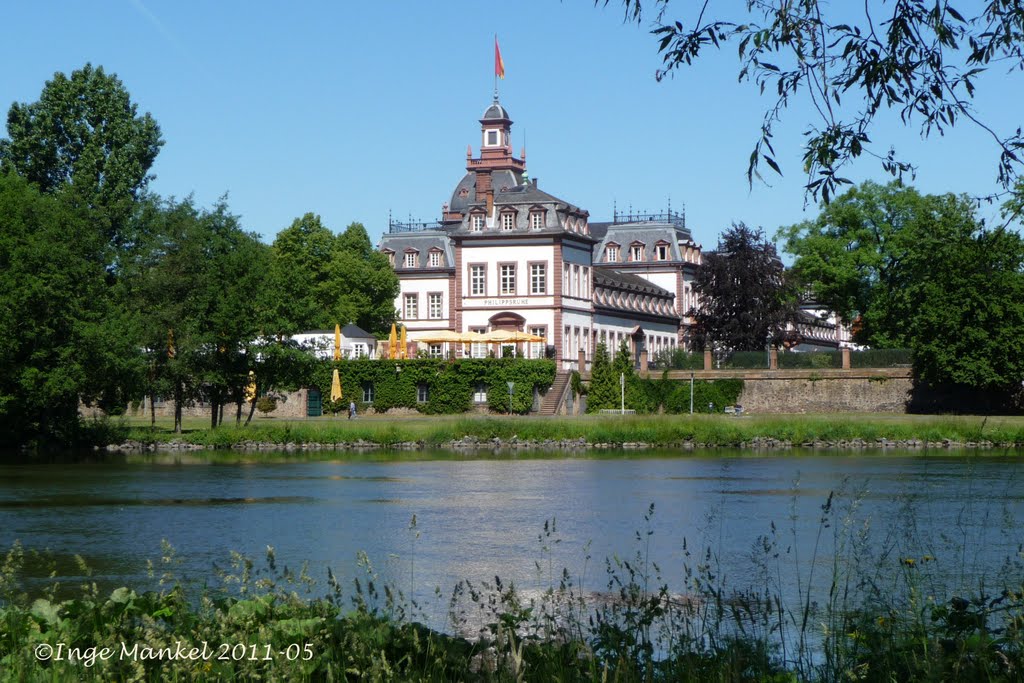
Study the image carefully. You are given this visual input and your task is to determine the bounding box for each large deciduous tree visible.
[902,222,1024,401]
[0,172,142,447]
[267,214,398,334]
[611,1,1024,203]
[779,181,977,348]
[783,180,1024,404]
[690,222,796,355]
[0,63,163,245]
[127,196,268,432]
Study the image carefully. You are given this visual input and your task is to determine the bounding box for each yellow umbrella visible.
[167,328,176,358]
[244,371,257,401]
[330,368,343,402]
[333,323,342,361]
[399,324,408,359]
[388,323,398,360]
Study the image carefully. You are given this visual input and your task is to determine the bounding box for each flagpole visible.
[494,34,499,101]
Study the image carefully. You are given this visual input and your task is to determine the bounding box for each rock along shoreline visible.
[102,435,1019,453]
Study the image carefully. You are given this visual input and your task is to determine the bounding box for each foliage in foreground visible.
[2,497,1024,682]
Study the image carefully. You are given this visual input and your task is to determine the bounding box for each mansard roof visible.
[378,231,454,270]
[593,268,674,298]
[593,221,699,262]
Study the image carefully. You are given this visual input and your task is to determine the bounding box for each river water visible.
[2,450,1022,627]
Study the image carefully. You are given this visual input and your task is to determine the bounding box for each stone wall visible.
[737,376,912,413]
[651,368,914,414]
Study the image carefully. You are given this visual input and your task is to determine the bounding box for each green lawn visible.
[114,413,1024,449]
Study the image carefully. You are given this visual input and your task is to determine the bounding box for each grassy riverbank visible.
[3,505,1022,682]
[114,414,1024,450]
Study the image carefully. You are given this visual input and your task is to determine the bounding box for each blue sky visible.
[4,1,1022,251]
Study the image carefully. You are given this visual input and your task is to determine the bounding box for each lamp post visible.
[507,381,515,416]
[620,372,625,415]
[690,371,694,415]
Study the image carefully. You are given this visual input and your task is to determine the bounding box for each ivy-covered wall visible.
[309,358,555,415]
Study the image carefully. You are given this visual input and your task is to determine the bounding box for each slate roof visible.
[482,102,511,121]
[593,268,674,298]
[341,323,374,338]
[378,231,455,270]
[490,181,585,214]
[594,221,697,262]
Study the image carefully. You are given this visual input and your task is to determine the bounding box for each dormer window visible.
[629,243,645,262]
[501,212,515,231]
[405,251,418,268]
[471,214,484,232]
[384,250,395,267]
[429,250,441,267]
[606,245,619,263]
[530,212,544,230]
[655,242,669,261]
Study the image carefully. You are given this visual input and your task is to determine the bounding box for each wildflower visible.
[901,557,916,567]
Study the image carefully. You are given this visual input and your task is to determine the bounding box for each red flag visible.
[495,36,505,80]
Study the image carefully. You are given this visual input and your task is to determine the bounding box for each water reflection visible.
[1,450,1021,620]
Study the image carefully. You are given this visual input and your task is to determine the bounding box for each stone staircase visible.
[538,372,571,416]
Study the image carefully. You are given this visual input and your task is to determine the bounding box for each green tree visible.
[784,179,1024,401]
[586,343,616,412]
[0,64,163,245]
[780,181,977,347]
[126,196,268,432]
[0,172,142,447]
[332,222,401,333]
[900,220,1024,400]
[611,1,1024,202]
[691,222,796,355]
[266,214,398,334]
[266,213,337,333]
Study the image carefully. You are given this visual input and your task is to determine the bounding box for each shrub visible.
[255,396,277,414]
[851,348,912,367]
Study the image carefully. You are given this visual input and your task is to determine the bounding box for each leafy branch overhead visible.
[610,0,1024,202]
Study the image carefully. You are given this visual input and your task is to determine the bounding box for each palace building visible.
[378,97,708,371]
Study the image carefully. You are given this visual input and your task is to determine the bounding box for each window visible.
[655,244,669,261]
[417,384,430,402]
[630,244,644,261]
[470,265,486,295]
[470,327,487,358]
[529,326,546,359]
[429,251,441,267]
[530,212,544,230]
[385,251,395,267]
[501,212,515,231]
[404,251,418,268]
[473,383,488,403]
[362,384,375,403]
[403,293,418,319]
[606,245,619,262]
[530,263,546,295]
[500,264,516,294]
[471,214,484,232]
[582,267,589,297]
[351,343,367,358]
[428,343,443,358]
[572,265,580,297]
[486,130,498,146]
[428,293,443,319]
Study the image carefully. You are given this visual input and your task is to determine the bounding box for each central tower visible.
[443,97,526,223]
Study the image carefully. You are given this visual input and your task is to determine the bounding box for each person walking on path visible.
[348,401,356,420]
